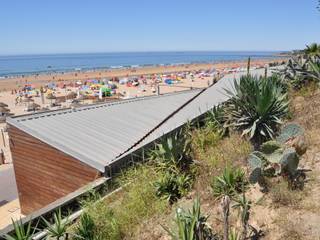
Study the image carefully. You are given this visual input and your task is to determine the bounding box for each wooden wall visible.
[8,125,101,215]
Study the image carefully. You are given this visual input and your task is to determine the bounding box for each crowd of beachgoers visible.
[0,58,286,117]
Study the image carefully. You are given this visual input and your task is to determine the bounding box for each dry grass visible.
[269,181,304,208]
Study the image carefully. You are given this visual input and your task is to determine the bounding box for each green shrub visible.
[191,126,221,153]
[154,172,192,203]
[74,212,96,240]
[85,203,121,240]
[211,167,247,199]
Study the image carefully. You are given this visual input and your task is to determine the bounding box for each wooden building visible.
[7,90,204,214]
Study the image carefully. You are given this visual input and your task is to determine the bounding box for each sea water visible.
[0,51,282,77]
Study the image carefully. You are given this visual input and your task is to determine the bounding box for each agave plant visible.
[225,75,289,148]
[149,130,192,172]
[304,43,320,57]
[298,56,320,83]
[3,218,37,240]
[280,54,320,89]
[42,208,70,240]
[164,197,218,240]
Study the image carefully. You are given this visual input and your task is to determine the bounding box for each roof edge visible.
[7,118,105,172]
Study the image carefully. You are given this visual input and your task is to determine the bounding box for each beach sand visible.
[0,58,286,91]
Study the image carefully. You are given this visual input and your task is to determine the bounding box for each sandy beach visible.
[0,58,286,91]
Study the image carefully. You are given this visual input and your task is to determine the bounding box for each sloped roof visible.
[115,68,268,160]
[8,68,269,173]
[7,90,201,172]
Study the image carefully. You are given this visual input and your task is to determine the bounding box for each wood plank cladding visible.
[8,125,101,215]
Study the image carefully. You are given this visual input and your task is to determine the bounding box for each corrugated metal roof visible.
[7,90,201,172]
[114,68,269,160]
[8,68,271,173]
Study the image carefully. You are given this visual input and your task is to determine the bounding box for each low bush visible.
[154,172,192,203]
[81,165,167,239]
[73,212,96,240]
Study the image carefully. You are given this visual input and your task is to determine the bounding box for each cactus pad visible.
[276,123,304,144]
[260,140,282,154]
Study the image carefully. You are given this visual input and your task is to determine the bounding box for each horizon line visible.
[0,49,291,57]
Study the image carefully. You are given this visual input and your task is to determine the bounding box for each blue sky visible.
[0,0,319,55]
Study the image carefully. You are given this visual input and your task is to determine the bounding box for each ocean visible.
[0,51,281,77]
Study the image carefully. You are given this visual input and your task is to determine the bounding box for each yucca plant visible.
[232,193,252,240]
[164,197,218,240]
[211,167,247,199]
[3,218,37,240]
[42,208,70,240]
[225,75,289,148]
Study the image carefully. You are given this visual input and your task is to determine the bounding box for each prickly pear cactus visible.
[276,123,304,144]
[248,153,263,184]
[280,147,299,176]
[249,167,262,184]
[264,148,283,164]
[260,140,282,154]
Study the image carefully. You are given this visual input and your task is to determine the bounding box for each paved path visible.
[0,164,18,204]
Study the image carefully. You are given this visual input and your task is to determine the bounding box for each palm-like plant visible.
[225,75,289,147]
[3,218,36,240]
[42,208,69,240]
[211,167,247,199]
